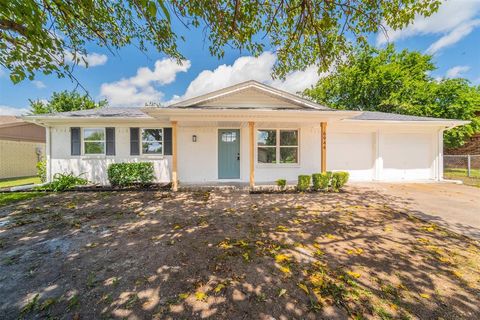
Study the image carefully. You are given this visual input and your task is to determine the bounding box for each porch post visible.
[321,122,327,173]
[45,126,52,182]
[171,121,178,191]
[249,121,255,188]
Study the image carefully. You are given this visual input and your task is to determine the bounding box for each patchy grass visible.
[0,192,44,206]
[0,176,41,188]
[445,168,480,178]
[444,168,480,187]
[0,189,479,319]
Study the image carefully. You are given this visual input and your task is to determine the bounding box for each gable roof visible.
[169,80,331,110]
[20,81,468,128]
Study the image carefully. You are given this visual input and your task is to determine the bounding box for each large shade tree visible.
[29,90,107,114]
[1,0,441,85]
[303,44,480,148]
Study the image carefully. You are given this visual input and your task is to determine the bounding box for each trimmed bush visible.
[107,162,155,187]
[312,171,332,191]
[37,172,88,191]
[36,160,47,183]
[276,179,286,189]
[331,171,349,192]
[297,175,311,192]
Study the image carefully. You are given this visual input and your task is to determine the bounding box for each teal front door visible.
[218,129,240,179]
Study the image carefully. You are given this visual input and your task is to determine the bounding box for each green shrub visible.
[107,162,155,187]
[36,160,47,183]
[312,172,332,191]
[276,179,286,189]
[37,173,88,191]
[331,172,349,192]
[297,175,311,192]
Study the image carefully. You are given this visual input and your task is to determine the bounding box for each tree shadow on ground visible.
[0,187,479,319]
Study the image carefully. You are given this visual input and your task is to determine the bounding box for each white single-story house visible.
[23,80,468,189]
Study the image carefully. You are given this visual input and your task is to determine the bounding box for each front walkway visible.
[353,182,480,240]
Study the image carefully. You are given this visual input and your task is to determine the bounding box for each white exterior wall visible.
[177,124,320,183]
[177,126,219,183]
[49,126,171,185]
[47,122,444,185]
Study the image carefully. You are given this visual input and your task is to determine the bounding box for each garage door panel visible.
[328,133,374,181]
[382,133,433,180]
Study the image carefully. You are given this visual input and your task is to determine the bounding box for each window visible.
[257,130,277,163]
[83,128,105,154]
[279,130,298,164]
[142,128,163,154]
[257,129,298,164]
[221,131,237,142]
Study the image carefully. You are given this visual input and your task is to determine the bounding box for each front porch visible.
[167,120,329,191]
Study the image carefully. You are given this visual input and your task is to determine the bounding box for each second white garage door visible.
[328,133,374,181]
[381,133,434,181]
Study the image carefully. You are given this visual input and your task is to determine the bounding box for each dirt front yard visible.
[1,188,479,319]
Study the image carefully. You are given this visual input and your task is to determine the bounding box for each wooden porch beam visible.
[321,122,327,173]
[249,121,255,188]
[171,121,178,191]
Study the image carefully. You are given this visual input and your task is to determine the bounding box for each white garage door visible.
[381,133,433,181]
[328,133,374,181]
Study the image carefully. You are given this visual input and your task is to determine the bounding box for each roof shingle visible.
[28,107,150,118]
[351,111,456,122]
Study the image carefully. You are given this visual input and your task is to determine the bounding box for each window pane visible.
[143,142,163,154]
[257,130,276,146]
[257,147,276,163]
[221,132,237,142]
[84,128,104,141]
[85,142,105,154]
[142,129,162,142]
[280,147,298,163]
[280,130,298,146]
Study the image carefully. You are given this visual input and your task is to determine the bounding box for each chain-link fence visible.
[444,155,480,185]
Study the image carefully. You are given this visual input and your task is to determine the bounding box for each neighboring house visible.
[0,116,45,179]
[23,81,467,188]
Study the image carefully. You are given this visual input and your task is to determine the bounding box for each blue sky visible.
[1,0,480,115]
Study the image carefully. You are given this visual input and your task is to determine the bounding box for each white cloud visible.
[100,52,324,107]
[32,80,46,89]
[0,105,30,116]
[100,58,191,107]
[169,52,323,104]
[65,51,108,67]
[445,65,470,78]
[377,0,480,47]
[426,19,480,54]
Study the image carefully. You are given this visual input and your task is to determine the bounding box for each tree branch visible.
[0,19,27,36]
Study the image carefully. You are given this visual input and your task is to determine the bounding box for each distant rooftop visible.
[0,116,24,126]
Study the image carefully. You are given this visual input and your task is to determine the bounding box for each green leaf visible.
[158,1,170,22]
